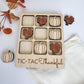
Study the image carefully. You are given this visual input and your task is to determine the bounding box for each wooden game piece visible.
[1,50,14,63]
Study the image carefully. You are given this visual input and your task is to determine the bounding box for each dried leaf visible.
[8,2,18,9]
[0,11,8,15]
[20,0,25,3]
[3,28,12,34]
[10,13,19,21]
[6,13,12,24]
[0,11,12,24]
[6,0,18,3]
[17,2,26,8]
[0,14,6,16]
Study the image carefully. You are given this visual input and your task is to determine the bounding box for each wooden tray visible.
[15,13,65,69]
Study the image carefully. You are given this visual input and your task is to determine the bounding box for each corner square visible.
[22,15,34,26]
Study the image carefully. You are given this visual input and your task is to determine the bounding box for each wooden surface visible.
[15,13,64,69]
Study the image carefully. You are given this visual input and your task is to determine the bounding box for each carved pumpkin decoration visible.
[1,50,14,63]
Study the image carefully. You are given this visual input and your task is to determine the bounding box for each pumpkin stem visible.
[8,10,10,13]
[8,50,10,52]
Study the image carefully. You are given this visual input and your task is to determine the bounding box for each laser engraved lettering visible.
[18,58,26,64]
[17,58,63,68]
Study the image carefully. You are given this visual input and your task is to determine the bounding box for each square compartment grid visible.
[15,13,64,69]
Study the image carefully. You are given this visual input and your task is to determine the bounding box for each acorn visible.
[1,50,14,63]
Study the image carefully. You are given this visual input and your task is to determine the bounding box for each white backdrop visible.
[0,0,84,84]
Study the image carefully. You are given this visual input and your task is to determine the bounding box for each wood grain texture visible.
[15,13,64,69]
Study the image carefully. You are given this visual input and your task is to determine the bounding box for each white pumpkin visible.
[1,50,14,63]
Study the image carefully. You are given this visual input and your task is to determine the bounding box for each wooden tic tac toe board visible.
[15,13,65,69]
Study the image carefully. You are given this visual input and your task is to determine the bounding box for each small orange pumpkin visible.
[3,28,12,34]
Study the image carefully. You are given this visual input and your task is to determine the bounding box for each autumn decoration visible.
[0,0,26,34]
